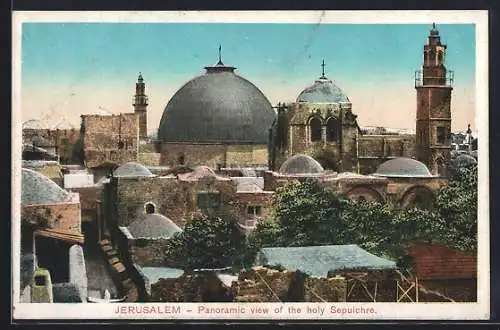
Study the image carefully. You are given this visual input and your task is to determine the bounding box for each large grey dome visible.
[279,154,324,175]
[297,76,349,104]
[22,168,70,205]
[127,213,182,239]
[374,157,432,178]
[113,162,154,178]
[158,61,276,144]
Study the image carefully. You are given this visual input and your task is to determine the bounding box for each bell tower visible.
[133,73,148,139]
[415,23,454,176]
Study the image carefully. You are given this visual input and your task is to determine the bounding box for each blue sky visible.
[20,23,476,132]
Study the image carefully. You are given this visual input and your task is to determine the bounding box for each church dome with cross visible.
[297,60,350,104]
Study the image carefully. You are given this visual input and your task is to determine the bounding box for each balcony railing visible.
[414,70,454,87]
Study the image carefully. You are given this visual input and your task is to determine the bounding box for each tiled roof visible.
[407,245,477,280]
[139,266,184,283]
[257,245,396,278]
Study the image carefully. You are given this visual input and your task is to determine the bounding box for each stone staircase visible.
[98,238,139,302]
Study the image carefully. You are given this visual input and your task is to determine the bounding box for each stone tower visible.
[415,23,453,176]
[133,73,148,139]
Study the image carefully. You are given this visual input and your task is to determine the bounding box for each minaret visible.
[133,73,148,139]
[415,23,454,176]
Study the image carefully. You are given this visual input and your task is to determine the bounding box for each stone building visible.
[22,119,80,165]
[269,24,454,177]
[20,168,86,302]
[157,50,276,168]
[79,113,139,168]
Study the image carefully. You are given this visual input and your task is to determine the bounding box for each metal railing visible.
[414,70,454,87]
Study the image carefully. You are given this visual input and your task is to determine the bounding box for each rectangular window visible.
[437,127,446,144]
[246,205,262,217]
[196,192,221,212]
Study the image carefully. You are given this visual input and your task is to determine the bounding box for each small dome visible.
[22,168,70,205]
[374,157,432,178]
[279,154,324,175]
[158,61,275,144]
[23,119,49,130]
[127,213,182,239]
[297,77,349,104]
[113,162,154,178]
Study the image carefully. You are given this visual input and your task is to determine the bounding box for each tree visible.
[272,178,346,246]
[166,215,247,271]
[435,165,478,252]
[340,199,399,258]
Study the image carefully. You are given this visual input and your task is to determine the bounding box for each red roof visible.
[407,245,476,280]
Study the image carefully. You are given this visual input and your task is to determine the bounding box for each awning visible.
[35,229,84,244]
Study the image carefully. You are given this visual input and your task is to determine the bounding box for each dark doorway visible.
[35,236,71,283]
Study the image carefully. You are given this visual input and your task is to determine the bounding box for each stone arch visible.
[326,117,341,142]
[399,185,436,210]
[308,116,323,142]
[346,186,384,203]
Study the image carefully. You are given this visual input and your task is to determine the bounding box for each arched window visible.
[309,117,322,142]
[178,154,185,165]
[144,202,156,214]
[326,117,340,142]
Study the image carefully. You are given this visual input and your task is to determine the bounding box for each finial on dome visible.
[138,72,143,82]
[433,22,436,29]
[320,59,326,79]
[467,123,472,134]
[217,45,223,65]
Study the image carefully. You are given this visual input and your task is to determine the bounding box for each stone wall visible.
[304,276,347,302]
[358,134,416,175]
[160,143,268,168]
[138,152,161,166]
[418,279,476,302]
[234,192,274,226]
[233,267,348,302]
[69,245,88,301]
[109,175,239,228]
[22,202,82,234]
[81,113,139,168]
[70,186,102,222]
[23,128,80,165]
[150,272,232,302]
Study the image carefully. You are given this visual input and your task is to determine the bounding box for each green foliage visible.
[272,178,346,246]
[166,215,246,270]
[435,166,478,252]
[248,167,478,265]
